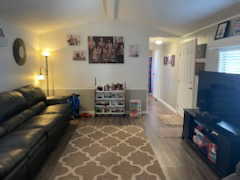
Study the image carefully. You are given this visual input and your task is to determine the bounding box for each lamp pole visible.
[45,55,49,96]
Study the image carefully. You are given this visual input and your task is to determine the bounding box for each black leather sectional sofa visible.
[0,85,71,180]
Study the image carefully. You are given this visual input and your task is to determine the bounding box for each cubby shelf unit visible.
[95,90,126,116]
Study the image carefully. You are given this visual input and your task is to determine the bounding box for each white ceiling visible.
[0,0,240,35]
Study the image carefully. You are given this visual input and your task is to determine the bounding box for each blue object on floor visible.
[68,94,80,118]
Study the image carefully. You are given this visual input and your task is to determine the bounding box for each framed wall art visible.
[13,38,27,66]
[170,55,175,67]
[88,36,124,63]
[67,34,80,46]
[73,50,86,61]
[215,21,230,40]
[163,56,168,65]
[129,44,139,57]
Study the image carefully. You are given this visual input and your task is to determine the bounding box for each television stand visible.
[182,109,240,177]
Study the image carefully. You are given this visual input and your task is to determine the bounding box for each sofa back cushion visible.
[16,85,46,107]
[1,109,35,133]
[0,91,27,123]
[30,101,46,115]
[0,127,6,137]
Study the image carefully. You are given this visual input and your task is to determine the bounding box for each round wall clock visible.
[13,38,27,66]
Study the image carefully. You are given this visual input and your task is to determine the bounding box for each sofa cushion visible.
[0,148,27,179]
[0,127,6,137]
[30,101,46,115]
[20,114,66,133]
[0,91,27,122]
[41,104,71,115]
[16,85,46,107]
[0,128,45,149]
[1,109,35,134]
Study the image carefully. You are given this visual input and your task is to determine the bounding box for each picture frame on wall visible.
[170,55,175,67]
[88,36,124,64]
[215,21,230,40]
[163,56,168,65]
[73,50,86,61]
[128,44,139,58]
[67,34,80,46]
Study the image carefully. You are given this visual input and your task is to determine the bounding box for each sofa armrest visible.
[46,96,70,106]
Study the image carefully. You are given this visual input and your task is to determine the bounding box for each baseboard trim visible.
[82,111,148,116]
[80,111,95,114]
[157,98,177,114]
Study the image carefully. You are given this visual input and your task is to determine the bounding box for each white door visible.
[177,39,197,116]
[152,50,160,99]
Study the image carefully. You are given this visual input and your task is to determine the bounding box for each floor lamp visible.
[42,51,50,96]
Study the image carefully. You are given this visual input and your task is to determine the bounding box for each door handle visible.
[188,87,193,90]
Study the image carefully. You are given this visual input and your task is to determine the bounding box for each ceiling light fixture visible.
[155,40,163,45]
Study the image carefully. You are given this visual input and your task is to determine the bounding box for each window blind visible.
[219,49,240,74]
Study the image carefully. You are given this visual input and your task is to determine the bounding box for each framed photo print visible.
[170,55,175,67]
[163,56,168,65]
[215,21,230,40]
[67,34,80,46]
[73,50,86,61]
[88,36,124,64]
[129,44,139,57]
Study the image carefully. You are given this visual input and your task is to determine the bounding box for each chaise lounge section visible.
[0,85,71,180]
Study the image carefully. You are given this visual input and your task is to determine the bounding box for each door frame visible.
[176,38,197,116]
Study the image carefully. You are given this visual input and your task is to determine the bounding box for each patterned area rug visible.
[50,125,166,180]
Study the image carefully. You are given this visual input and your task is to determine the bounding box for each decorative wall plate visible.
[13,38,26,66]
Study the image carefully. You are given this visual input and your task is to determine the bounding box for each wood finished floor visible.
[35,96,219,180]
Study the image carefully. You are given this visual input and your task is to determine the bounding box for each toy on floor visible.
[68,94,80,118]
[80,113,93,118]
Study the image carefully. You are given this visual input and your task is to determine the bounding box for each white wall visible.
[39,22,155,91]
[38,21,168,111]
[0,19,40,92]
[151,42,179,110]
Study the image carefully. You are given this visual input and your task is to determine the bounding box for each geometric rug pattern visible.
[51,125,166,180]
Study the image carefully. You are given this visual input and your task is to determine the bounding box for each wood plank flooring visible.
[35,96,220,180]
[144,97,219,180]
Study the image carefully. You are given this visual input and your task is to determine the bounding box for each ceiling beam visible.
[102,0,119,20]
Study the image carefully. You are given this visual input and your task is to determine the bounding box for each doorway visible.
[177,39,197,116]
[151,49,160,100]
[148,56,152,94]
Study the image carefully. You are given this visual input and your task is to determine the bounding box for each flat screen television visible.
[198,71,240,123]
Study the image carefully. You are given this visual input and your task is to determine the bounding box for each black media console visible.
[182,109,240,177]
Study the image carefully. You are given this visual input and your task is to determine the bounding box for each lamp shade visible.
[155,40,163,45]
[37,74,45,81]
[42,51,50,57]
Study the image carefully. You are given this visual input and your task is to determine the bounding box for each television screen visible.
[198,71,240,122]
